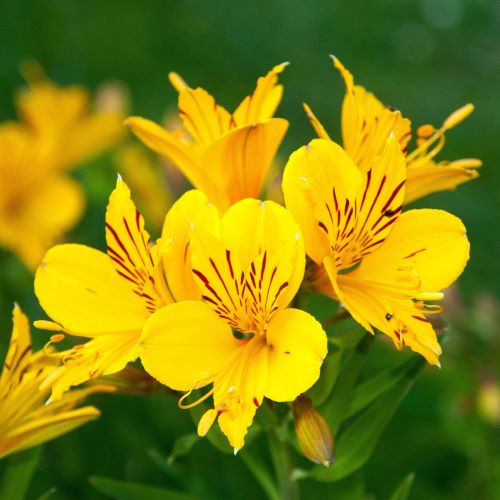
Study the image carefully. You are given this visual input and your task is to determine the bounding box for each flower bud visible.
[292,394,335,467]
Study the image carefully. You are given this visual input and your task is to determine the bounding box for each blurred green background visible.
[0,0,498,498]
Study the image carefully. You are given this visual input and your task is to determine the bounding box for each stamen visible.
[443,103,474,130]
[178,387,215,410]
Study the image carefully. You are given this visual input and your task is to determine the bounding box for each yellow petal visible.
[35,244,149,336]
[332,56,412,171]
[125,116,204,188]
[214,336,269,450]
[40,333,141,399]
[265,308,327,402]
[0,406,100,459]
[335,273,442,365]
[159,189,219,302]
[351,134,406,257]
[0,306,32,388]
[190,199,305,330]
[282,138,363,264]
[233,62,288,125]
[177,86,232,147]
[404,159,481,204]
[202,119,288,211]
[105,178,171,310]
[140,301,238,391]
[303,103,332,140]
[357,209,470,292]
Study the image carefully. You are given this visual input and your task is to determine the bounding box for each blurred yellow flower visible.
[304,56,480,204]
[17,62,124,172]
[34,178,213,399]
[0,124,84,270]
[0,305,110,459]
[140,199,327,451]
[283,137,470,365]
[0,67,124,270]
[126,64,289,211]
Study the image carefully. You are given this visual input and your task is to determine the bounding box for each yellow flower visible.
[0,305,110,459]
[304,56,480,204]
[140,199,327,451]
[34,178,214,399]
[283,137,470,365]
[0,124,84,270]
[126,64,289,211]
[17,62,124,172]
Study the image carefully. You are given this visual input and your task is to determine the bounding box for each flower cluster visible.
[1,57,476,457]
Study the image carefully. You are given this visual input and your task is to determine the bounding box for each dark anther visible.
[385,313,393,320]
[384,209,395,217]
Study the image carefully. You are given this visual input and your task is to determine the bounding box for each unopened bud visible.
[292,394,335,467]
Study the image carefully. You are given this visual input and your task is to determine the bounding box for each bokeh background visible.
[0,0,499,498]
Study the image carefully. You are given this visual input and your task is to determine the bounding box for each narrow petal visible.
[265,309,327,402]
[40,333,141,399]
[233,63,288,125]
[35,244,149,336]
[0,406,100,459]
[303,103,332,140]
[125,116,205,189]
[140,301,239,391]
[0,306,32,389]
[105,178,170,311]
[177,86,232,147]
[332,56,412,170]
[202,119,288,210]
[335,273,442,365]
[351,134,406,258]
[405,159,481,204]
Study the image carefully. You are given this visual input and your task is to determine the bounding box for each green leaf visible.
[37,487,57,500]
[312,362,423,482]
[320,334,373,434]
[347,357,424,418]
[89,476,197,500]
[167,433,199,465]
[389,473,415,500]
[0,446,41,500]
[307,345,342,406]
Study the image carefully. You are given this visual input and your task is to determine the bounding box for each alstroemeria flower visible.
[0,305,112,459]
[34,178,215,399]
[140,199,327,451]
[304,56,480,204]
[17,64,124,172]
[126,64,289,211]
[0,124,84,270]
[283,138,470,365]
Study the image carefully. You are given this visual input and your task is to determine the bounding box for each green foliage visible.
[389,473,415,500]
[89,476,197,500]
[0,447,40,500]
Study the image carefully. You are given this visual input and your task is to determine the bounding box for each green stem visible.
[321,310,350,329]
[240,448,280,500]
[267,429,300,500]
